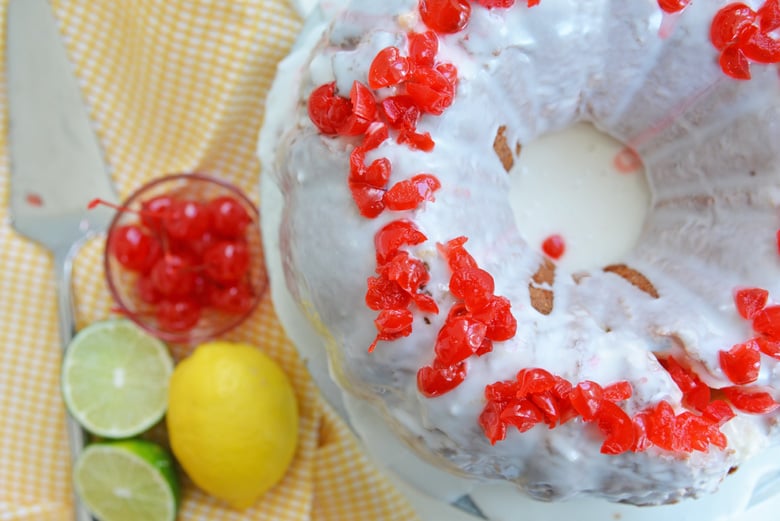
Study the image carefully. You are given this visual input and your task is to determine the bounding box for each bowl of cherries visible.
[98,173,267,343]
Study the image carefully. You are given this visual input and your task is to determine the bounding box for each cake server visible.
[6,0,116,519]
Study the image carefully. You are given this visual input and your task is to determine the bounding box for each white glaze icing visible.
[260,0,780,505]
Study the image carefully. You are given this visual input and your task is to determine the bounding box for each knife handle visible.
[54,247,95,521]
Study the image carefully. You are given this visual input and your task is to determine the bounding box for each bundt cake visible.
[260,0,780,505]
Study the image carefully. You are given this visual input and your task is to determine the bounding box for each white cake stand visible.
[260,174,780,521]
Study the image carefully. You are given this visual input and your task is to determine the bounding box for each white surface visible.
[511,122,650,272]
[261,170,780,521]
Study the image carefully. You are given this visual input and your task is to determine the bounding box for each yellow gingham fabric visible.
[0,1,420,519]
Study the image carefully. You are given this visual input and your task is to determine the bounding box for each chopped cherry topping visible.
[500,399,543,432]
[720,339,761,385]
[434,316,487,366]
[379,251,430,296]
[365,275,412,310]
[515,368,556,397]
[478,400,507,444]
[408,31,439,68]
[369,308,415,352]
[363,122,390,151]
[419,0,471,34]
[646,400,676,451]
[752,305,780,340]
[109,224,161,273]
[417,361,467,397]
[659,355,711,411]
[156,299,201,332]
[658,0,690,14]
[570,381,604,421]
[203,240,250,284]
[349,182,386,218]
[719,44,752,79]
[384,174,441,211]
[368,47,410,89]
[596,401,635,455]
[740,26,780,63]
[475,0,516,8]
[438,236,478,271]
[541,234,565,260]
[164,200,210,241]
[472,296,517,341]
[380,95,421,130]
[603,381,633,402]
[397,130,435,151]
[757,336,780,359]
[723,386,779,414]
[759,0,780,32]
[702,400,736,426]
[207,196,252,238]
[449,267,495,311]
[307,82,352,135]
[406,67,456,115]
[531,391,561,427]
[711,3,757,51]
[734,287,769,320]
[631,412,653,452]
[137,276,161,304]
[374,220,427,265]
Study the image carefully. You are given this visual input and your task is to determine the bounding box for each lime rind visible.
[62,319,174,438]
[74,440,179,521]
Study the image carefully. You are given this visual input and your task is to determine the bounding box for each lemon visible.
[74,439,179,521]
[167,341,299,509]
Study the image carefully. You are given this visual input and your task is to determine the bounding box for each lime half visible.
[74,440,180,521]
[62,319,174,438]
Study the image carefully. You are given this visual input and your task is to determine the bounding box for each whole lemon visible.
[167,341,298,509]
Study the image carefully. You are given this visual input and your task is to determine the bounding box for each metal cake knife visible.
[7,0,117,519]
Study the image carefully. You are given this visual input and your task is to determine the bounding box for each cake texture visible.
[260,0,780,505]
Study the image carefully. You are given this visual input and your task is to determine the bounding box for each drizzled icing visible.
[260,0,780,505]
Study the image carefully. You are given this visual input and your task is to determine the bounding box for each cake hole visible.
[509,122,651,272]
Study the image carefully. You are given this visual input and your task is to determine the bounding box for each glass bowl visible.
[104,173,267,344]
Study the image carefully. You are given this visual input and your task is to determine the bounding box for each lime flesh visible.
[74,440,179,521]
[62,319,173,438]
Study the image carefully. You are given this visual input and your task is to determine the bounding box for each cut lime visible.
[74,440,180,521]
[62,319,174,438]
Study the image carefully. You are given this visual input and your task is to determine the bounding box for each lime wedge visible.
[62,319,173,438]
[74,440,180,521]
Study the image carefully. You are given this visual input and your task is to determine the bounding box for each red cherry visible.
[759,0,780,32]
[109,224,161,273]
[734,287,769,320]
[500,399,544,433]
[374,220,427,265]
[207,196,252,238]
[365,275,412,311]
[408,31,438,68]
[657,0,690,14]
[631,412,653,452]
[137,276,161,304]
[722,386,779,414]
[702,400,736,426]
[379,251,430,296]
[397,130,435,151]
[369,309,414,352]
[379,95,421,131]
[646,400,676,451]
[541,234,566,260]
[140,194,175,230]
[307,82,352,135]
[417,361,467,397]
[479,400,507,445]
[438,236,478,271]
[349,181,386,218]
[384,173,441,211]
[757,336,780,359]
[210,281,256,314]
[203,240,250,284]
[603,381,633,402]
[570,381,604,421]
[164,199,210,241]
[753,305,780,339]
[368,47,410,89]
[338,81,378,136]
[530,391,561,427]
[155,299,201,332]
[362,122,389,151]
[475,0,515,7]
[419,0,471,34]
[740,25,780,63]
[719,339,761,385]
[405,67,456,115]
[450,267,495,311]
[149,254,197,298]
[659,356,711,411]
[514,368,556,397]
[710,3,757,51]
[595,401,635,455]
[472,295,517,341]
[719,44,752,80]
[433,316,487,366]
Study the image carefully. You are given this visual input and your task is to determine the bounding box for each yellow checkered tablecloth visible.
[0,1,419,520]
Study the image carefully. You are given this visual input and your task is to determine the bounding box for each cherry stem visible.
[88,197,161,221]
